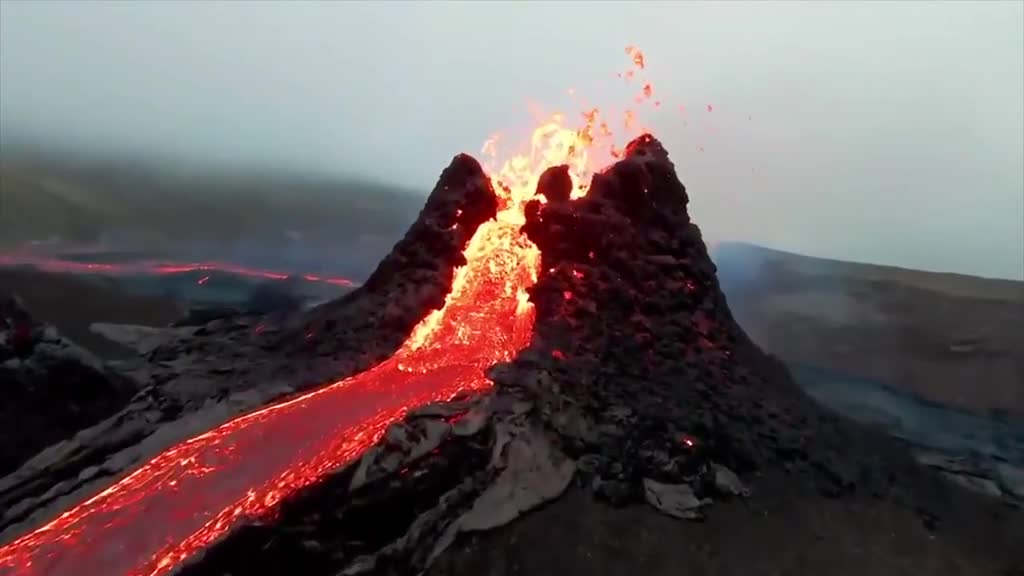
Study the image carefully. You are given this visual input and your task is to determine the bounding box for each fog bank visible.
[2,1,1021,279]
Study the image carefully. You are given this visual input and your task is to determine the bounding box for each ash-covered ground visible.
[1,137,1021,576]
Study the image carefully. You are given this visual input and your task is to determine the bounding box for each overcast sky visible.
[1,1,1021,279]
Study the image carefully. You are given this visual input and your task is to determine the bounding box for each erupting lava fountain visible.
[0,46,663,576]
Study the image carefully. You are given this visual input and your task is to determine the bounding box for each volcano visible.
[3,132,1017,576]
[1,43,1020,574]
[173,136,1022,575]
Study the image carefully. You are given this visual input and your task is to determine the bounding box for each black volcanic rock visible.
[535,165,572,203]
[0,295,137,476]
[282,154,498,375]
[513,134,899,497]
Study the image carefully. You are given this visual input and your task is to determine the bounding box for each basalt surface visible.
[0,295,138,477]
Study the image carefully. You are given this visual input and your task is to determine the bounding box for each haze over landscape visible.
[1,0,1021,279]
[2,3,1024,576]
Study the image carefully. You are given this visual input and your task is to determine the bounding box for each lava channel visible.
[0,212,536,576]
[0,130,610,576]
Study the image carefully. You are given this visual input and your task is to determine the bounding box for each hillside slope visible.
[0,153,424,279]
[714,241,1024,416]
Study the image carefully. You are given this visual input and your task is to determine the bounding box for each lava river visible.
[0,46,657,576]
[0,193,546,576]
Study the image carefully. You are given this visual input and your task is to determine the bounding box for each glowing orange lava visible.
[0,254,357,288]
[0,46,657,576]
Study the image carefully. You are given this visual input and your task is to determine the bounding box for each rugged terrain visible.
[0,269,183,360]
[1,137,1020,576]
[715,242,1024,417]
[0,295,141,477]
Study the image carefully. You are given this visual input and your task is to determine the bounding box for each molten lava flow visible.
[0,253,357,288]
[0,114,599,576]
[0,46,658,576]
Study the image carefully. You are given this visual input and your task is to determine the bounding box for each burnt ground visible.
[0,294,142,476]
[432,474,1023,576]
[187,442,1023,576]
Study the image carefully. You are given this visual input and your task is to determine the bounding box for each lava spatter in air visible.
[0,47,658,576]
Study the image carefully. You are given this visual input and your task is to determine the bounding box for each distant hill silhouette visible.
[0,148,424,279]
[713,241,1024,416]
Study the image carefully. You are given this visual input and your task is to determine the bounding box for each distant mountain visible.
[0,150,425,279]
[713,241,1024,416]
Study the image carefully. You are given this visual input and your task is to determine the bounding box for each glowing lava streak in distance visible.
[0,253,357,287]
[0,46,655,576]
